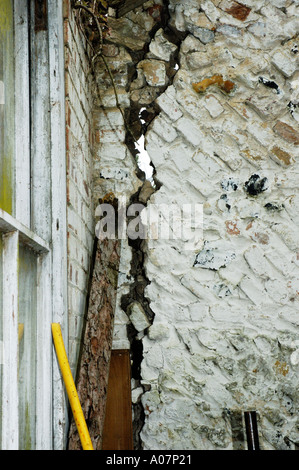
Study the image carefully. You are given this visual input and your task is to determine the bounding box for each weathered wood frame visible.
[1,218,50,450]
[48,0,68,450]
[0,0,68,450]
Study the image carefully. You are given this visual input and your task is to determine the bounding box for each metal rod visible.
[52,323,94,450]
[244,411,260,450]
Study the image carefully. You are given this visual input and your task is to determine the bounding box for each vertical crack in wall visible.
[118,0,183,449]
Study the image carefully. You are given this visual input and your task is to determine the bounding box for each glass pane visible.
[18,245,37,450]
[0,235,3,450]
[0,0,15,214]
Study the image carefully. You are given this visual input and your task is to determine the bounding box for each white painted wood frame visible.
[29,0,53,449]
[14,2,31,227]
[0,209,49,253]
[0,0,68,450]
[36,252,53,450]
[1,231,19,450]
[29,0,68,450]
[30,0,51,243]
[0,209,52,449]
[48,0,68,450]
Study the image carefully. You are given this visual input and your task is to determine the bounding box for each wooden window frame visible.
[1,215,50,449]
[0,0,68,450]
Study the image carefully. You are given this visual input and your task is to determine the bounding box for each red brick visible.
[273,121,299,145]
[225,1,251,21]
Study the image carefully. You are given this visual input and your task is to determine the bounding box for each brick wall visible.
[63,1,95,373]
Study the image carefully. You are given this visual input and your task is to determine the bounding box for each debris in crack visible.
[120,189,156,449]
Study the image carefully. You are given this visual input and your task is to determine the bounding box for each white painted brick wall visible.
[138,0,299,451]
[64,2,95,373]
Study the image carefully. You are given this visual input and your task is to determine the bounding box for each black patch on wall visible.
[221,177,238,192]
[258,77,280,94]
[264,202,281,211]
[244,174,268,196]
[288,100,298,117]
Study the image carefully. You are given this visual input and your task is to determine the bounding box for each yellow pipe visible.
[51,323,94,450]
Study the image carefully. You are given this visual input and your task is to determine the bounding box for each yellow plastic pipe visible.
[51,323,94,450]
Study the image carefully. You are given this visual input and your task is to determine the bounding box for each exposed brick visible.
[271,146,294,166]
[64,10,95,373]
[273,121,299,145]
[225,220,240,235]
[223,1,251,21]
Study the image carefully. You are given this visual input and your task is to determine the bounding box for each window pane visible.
[0,0,15,214]
[18,245,37,450]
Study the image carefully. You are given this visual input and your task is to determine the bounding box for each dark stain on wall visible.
[244,174,268,196]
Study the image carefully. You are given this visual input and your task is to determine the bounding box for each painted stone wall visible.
[82,0,299,450]
[139,0,299,450]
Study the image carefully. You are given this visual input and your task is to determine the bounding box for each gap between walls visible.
[117,1,183,449]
